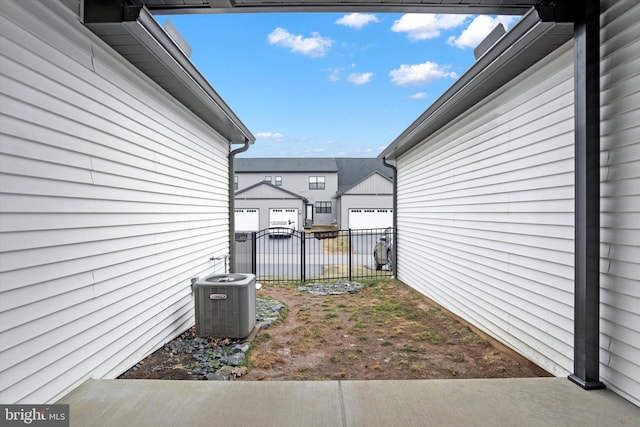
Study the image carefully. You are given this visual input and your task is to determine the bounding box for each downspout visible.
[229,138,251,273]
[382,157,397,278]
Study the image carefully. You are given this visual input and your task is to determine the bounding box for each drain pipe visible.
[229,138,251,273]
[382,157,397,278]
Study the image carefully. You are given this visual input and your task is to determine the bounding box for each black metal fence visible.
[234,228,394,282]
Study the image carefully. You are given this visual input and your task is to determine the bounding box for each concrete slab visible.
[340,378,640,427]
[58,378,639,427]
[58,380,344,427]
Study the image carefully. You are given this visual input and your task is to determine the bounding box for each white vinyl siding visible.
[0,0,231,404]
[346,173,393,195]
[599,0,640,406]
[396,41,576,376]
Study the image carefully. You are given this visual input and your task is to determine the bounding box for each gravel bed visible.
[127,283,361,381]
[129,297,286,381]
[297,281,363,295]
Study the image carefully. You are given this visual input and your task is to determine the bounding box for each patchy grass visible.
[239,278,552,381]
[119,278,552,382]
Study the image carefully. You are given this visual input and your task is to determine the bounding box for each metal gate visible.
[234,228,394,282]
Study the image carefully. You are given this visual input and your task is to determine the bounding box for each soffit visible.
[84,6,255,144]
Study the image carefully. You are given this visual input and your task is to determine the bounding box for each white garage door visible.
[349,209,393,230]
[234,209,260,232]
[269,208,298,230]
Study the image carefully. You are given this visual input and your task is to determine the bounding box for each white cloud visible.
[410,92,428,99]
[389,61,457,86]
[268,27,333,57]
[391,14,469,41]
[447,15,519,49]
[325,67,343,82]
[347,72,373,85]
[255,132,285,140]
[336,13,380,29]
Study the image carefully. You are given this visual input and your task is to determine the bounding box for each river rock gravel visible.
[125,297,286,381]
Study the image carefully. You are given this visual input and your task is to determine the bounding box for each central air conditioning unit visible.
[193,273,256,338]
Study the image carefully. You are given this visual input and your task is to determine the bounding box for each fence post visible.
[251,232,257,276]
[301,231,306,282]
[348,229,352,281]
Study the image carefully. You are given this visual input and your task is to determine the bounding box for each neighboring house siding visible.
[599,0,640,406]
[396,41,576,376]
[237,171,338,225]
[0,0,230,404]
[346,173,392,195]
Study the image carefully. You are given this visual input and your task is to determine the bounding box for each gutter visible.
[83,3,255,145]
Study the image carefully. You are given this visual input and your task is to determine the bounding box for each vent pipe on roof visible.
[474,23,506,60]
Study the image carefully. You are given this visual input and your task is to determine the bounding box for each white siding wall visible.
[397,1,640,406]
[345,173,393,195]
[0,1,231,403]
[397,42,577,376]
[599,0,640,406]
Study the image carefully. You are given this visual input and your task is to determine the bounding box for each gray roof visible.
[235,181,308,202]
[235,157,393,195]
[235,158,338,173]
[335,158,393,194]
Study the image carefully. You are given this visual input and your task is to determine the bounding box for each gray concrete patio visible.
[58,377,638,426]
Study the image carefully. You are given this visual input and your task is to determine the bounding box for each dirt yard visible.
[119,279,550,381]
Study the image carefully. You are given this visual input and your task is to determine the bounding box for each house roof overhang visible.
[95,0,556,16]
[378,6,573,161]
[82,4,255,145]
[81,0,571,148]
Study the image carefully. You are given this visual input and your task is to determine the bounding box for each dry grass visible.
[239,278,552,381]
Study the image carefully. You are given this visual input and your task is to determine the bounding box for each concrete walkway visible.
[58,377,639,427]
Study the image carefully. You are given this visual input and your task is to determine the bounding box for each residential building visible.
[1,0,637,411]
[379,1,639,406]
[234,158,394,231]
[0,0,252,403]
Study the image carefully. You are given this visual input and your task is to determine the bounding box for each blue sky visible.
[154,13,520,158]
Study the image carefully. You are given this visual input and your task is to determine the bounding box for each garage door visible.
[234,209,259,232]
[348,209,393,230]
[269,208,298,230]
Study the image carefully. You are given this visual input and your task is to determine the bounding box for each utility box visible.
[193,273,256,338]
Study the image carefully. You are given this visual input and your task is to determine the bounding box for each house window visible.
[264,176,272,183]
[309,176,325,190]
[234,175,238,191]
[275,176,282,186]
[316,201,331,214]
